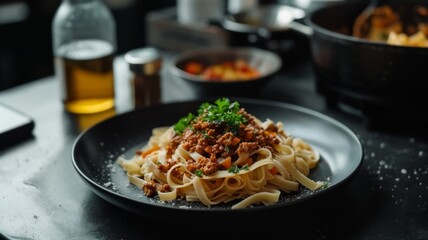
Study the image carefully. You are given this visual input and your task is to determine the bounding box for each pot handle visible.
[288,21,313,37]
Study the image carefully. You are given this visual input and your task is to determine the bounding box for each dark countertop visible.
[0,52,427,240]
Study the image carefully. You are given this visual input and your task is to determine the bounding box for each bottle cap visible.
[124,47,162,76]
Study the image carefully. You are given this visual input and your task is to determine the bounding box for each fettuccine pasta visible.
[118,98,324,209]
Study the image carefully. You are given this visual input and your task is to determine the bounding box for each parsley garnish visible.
[228,165,240,174]
[198,98,247,134]
[194,169,203,177]
[173,98,247,135]
[224,145,230,153]
[227,165,249,174]
[174,113,195,134]
[202,131,212,139]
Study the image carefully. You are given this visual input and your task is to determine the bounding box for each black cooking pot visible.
[307,1,427,98]
[224,1,428,126]
[300,0,428,126]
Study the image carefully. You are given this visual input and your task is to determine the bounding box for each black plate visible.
[72,98,363,220]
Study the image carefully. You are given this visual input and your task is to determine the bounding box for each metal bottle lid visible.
[124,47,162,76]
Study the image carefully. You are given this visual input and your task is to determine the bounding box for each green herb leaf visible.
[174,98,247,135]
[198,98,247,134]
[174,113,195,134]
[228,165,239,174]
[225,145,230,153]
[194,169,203,177]
[227,164,250,174]
[202,131,212,139]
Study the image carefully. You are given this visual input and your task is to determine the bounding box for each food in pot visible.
[387,31,428,47]
[184,59,261,81]
[353,5,428,47]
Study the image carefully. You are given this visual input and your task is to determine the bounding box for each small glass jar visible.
[124,47,162,109]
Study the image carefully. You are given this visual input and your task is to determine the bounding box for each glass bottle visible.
[52,0,116,114]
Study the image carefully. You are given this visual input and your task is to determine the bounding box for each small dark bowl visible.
[168,47,282,98]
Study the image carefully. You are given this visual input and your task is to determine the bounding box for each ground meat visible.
[263,131,281,145]
[187,154,218,175]
[157,183,171,193]
[236,142,260,155]
[143,180,157,197]
[201,160,217,175]
[218,132,241,146]
[164,107,282,176]
[171,167,184,180]
[166,134,182,157]
[158,159,178,173]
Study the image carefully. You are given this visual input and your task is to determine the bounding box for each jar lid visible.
[124,47,162,75]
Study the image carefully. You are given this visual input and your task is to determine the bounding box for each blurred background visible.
[0,0,174,91]
[0,0,329,91]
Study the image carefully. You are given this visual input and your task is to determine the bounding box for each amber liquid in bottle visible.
[55,40,115,114]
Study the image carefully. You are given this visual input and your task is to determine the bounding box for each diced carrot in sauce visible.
[232,137,241,146]
[264,131,277,137]
[218,156,232,169]
[141,145,160,158]
[268,167,279,175]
